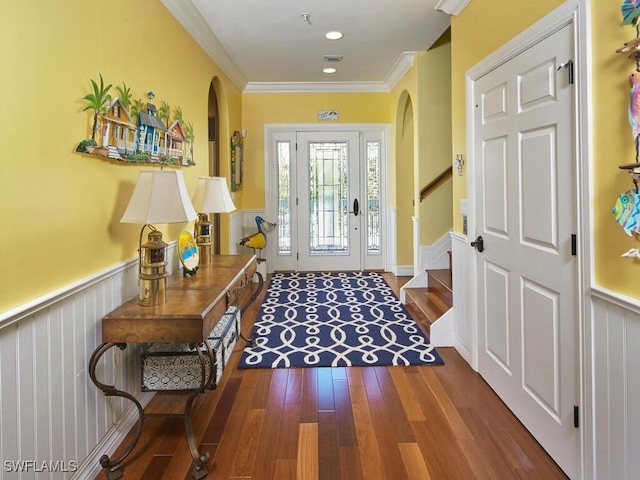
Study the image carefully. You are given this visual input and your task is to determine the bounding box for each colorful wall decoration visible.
[230,130,243,191]
[76,74,195,167]
[613,1,640,255]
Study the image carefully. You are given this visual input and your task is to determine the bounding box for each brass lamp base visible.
[194,213,213,266]
[138,226,169,306]
[139,276,167,306]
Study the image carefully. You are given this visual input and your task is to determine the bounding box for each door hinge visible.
[574,405,579,428]
[296,252,299,260]
[296,197,299,206]
[557,60,574,85]
[571,234,577,256]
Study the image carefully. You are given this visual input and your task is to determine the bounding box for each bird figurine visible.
[622,0,640,26]
[239,216,277,259]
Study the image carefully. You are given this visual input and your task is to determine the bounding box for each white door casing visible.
[471,23,580,479]
[265,124,390,273]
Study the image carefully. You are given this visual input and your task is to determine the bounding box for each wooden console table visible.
[89,255,262,480]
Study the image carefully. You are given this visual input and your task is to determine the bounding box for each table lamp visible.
[191,176,236,266]
[121,169,197,306]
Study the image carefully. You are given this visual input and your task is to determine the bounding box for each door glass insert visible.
[277,141,291,255]
[308,141,349,255]
[366,141,381,254]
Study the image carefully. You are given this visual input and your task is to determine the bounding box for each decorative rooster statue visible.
[239,216,276,260]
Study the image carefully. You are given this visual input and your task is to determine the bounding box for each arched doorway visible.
[395,92,415,273]
[208,80,221,254]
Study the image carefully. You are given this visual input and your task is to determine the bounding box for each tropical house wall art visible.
[76,74,195,167]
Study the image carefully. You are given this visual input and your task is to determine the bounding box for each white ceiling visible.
[161,0,451,92]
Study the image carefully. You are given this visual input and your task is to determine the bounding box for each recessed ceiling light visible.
[325,31,344,40]
[323,67,337,74]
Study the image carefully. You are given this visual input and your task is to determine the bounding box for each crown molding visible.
[243,81,390,94]
[160,0,247,91]
[384,52,415,91]
[162,1,416,94]
[435,0,471,16]
[244,52,415,93]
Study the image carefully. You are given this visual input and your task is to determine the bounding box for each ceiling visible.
[161,0,452,92]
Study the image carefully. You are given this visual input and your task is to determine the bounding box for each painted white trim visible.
[263,123,393,273]
[73,393,154,480]
[435,0,472,16]
[244,81,389,94]
[591,286,640,317]
[395,266,416,277]
[160,0,247,91]
[0,258,135,329]
[575,4,594,477]
[0,249,164,480]
[465,0,582,367]
[388,207,398,275]
[244,53,415,94]
[451,231,474,366]
[400,230,452,302]
[412,217,420,276]
[419,231,452,271]
[466,1,578,81]
[465,1,587,477]
[429,308,454,346]
[384,53,416,91]
[400,269,427,304]
[0,242,181,329]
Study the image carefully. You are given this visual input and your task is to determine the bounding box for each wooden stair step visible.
[427,268,452,308]
[404,287,450,326]
[427,268,452,292]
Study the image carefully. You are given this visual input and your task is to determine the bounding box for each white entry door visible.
[296,131,362,271]
[473,24,579,478]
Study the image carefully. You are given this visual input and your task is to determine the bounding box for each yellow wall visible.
[0,0,242,313]
[396,93,416,266]
[416,33,453,246]
[451,0,640,298]
[592,2,640,298]
[450,0,563,233]
[240,92,393,209]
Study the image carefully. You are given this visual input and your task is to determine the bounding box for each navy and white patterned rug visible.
[238,272,444,369]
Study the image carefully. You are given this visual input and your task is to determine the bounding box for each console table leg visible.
[89,343,145,479]
[239,271,264,347]
[184,391,209,478]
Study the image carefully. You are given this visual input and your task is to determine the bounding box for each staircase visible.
[404,255,452,335]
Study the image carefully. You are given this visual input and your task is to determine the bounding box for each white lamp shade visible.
[121,170,197,224]
[191,177,236,214]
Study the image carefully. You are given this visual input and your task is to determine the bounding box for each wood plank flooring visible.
[94,274,568,480]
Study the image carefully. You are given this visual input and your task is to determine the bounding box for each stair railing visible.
[419,165,453,202]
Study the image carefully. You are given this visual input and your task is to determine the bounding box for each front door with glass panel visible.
[271,127,385,273]
[296,132,361,271]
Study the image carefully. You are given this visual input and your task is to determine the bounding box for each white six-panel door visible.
[473,24,579,478]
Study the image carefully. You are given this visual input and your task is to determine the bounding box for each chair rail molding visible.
[435,0,471,16]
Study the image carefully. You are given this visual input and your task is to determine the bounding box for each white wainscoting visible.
[589,289,640,480]
[450,232,472,365]
[0,248,183,479]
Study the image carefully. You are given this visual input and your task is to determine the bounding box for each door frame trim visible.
[264,123,393,273]
[464,0,589,476]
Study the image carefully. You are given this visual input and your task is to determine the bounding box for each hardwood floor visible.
[95,274,568,480]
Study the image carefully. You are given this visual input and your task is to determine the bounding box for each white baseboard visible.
[72,392,155,479]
